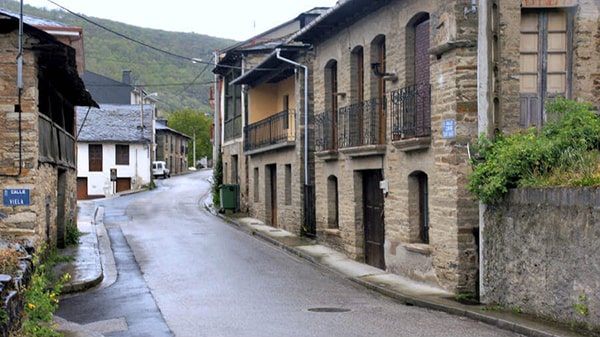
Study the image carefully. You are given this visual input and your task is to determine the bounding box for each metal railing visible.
[224,114,242,141]
[244,109,295,152]
[390,83,431,140]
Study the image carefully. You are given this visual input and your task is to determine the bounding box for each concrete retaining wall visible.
[483,187,600,332]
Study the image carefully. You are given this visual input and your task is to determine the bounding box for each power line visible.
[46,0,210,64]
[46,0,295,73]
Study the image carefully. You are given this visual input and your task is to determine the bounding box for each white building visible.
[76,104,154,199]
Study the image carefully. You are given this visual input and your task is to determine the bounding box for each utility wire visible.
[46,0,206,64]
[46,0,286,72]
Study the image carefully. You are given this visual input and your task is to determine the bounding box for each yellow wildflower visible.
[27,303,35,309]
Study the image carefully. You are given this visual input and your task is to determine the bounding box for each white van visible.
[152,161,170,179]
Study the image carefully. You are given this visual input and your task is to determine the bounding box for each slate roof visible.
[155,120,192,139]
[81,71,132,105]
[77,105,153,143]
[0,8,71,28]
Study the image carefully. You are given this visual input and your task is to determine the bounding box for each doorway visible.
[57,169,67,248]
[363,170,385,269]
[266,164,277,227]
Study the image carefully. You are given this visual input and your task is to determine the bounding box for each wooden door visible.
[77,177,88,200]
[116,178,131,193]
[363,170,385,270]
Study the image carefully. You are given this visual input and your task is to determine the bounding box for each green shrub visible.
[22,247,70,337]
[468,97,600,204]
[65,221,82,246]
[212,148,223,207]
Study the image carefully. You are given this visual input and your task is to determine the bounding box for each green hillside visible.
[1,0,237,114]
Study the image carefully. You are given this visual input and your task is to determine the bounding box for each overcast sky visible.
[22,0,337,41]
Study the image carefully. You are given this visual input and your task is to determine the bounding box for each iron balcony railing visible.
[224,114,242,141]
[315,97,386,151]
[244,109,295,152]
[338,97,385,148]
[390,83,431,140]
[314,111,335,152]
[315,84,431,152]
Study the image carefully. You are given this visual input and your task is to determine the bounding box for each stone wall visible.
[0,30,78,249]
[483,187,600,332]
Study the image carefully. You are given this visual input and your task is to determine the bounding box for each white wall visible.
[77,142,151,197]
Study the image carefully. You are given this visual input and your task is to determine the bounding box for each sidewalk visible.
[52,198,587,337]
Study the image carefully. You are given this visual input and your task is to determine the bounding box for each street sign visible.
[442,119,455,139]
[110,168,117,181]
[3,189,30,206]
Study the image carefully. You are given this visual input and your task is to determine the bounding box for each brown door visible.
[363,170,385,269]
[77,177,88,200]
[267,164,278,227]
[116,178,131,193]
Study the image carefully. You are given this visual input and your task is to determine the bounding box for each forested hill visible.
[1,0,237,114]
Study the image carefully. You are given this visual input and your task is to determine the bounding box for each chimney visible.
[122,70,132,85]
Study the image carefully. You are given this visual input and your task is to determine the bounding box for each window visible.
[327,175,339,229]
[350,46,365,146]
[284,164,292,205]
[371,35,387,144]
[115,144,129,165]
[88,144,102,172]
[520,9,571,128]
[324,60,338,150]
[224,69,243,140]
[254,167,259,202]
[408,171,429,244]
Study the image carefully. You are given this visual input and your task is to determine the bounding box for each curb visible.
[211,207,584,337]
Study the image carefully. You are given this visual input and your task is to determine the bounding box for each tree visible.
[166,108,212,166]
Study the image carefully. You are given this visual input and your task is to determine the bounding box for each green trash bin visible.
[219,184,239,210]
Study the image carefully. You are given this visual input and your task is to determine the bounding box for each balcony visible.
[224,114,242,142]
[315,84,432,156]
[244,109,295,153]
[389,83,431,151]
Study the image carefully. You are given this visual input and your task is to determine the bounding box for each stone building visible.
[477,0,600,312]
[293,0,480,294]
[0,10,97,248]
[76,105,154,199]
[478,0,600,136]
[155,119,191,176]
[213,8,326,218]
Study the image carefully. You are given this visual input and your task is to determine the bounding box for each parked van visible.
[152,161,170,179]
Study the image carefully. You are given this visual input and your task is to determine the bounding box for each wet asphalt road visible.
[57,171,522,337]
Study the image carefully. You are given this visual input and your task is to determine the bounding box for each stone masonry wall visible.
[483,188,600,333]
[312,0,479,293]
[0,31,78,249]
[496,0,600,133]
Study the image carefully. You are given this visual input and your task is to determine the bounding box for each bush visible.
[468,97,600,204]
[21,247,70,337]
[212,148,223,207]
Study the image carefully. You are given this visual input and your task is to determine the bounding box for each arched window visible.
[408,171,429,244]
[327,175,339,229]
[324,60,338,150]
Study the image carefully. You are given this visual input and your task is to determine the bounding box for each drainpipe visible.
[276,49,312,236]
[477,0,490,300]
[276,49,309,187]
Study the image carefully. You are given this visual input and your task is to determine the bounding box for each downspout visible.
[275,49,309,186]
[477,0,490,301]
[4,0,25,177]
[276,48,312,236]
